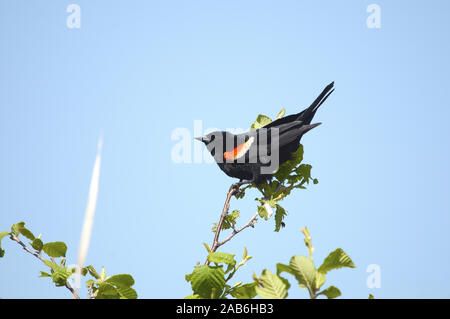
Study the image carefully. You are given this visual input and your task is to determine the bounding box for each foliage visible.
[185,247,255,299]
[186,228,355,299]
[0,221,137,299]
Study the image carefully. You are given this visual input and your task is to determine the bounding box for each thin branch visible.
[217,212,259,247]
[9,235,81,299]
[206,182,259,264]
[208,184,239,258]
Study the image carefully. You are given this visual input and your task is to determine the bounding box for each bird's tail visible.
[297,81,334,125]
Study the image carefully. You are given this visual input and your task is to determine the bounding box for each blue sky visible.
[1,0,449,298]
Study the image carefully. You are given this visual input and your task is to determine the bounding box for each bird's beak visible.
[194,136,204,142]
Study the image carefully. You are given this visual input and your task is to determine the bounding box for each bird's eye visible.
[210,135,215,142]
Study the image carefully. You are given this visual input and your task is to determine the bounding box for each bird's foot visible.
[232,180,252,188]
[231,180,253,196]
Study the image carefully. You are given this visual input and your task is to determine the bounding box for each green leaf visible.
[314,271,326,290]
[274,205,287,232]
[242,247,248,260]
[255,269,289,299]
[105,274,135,287]
[39,271,51,278]
[251,114,272,130]
[257,205,269,220]
[203,243,211,253]
[318,248,356,274]
[31,238,44,252]
[274,146,304,183]
[188,265,226,299]
[289,255,316,293]
[11,222,35,240]
[276,108,286,119]
[369,294,375,299]
[43,259,59,271]
[43,242,67,258]
[0,231,10,258]
[86,265,101,279]
[184,294,201,299]
[296,164,312,183]
[115,286,138,299]
[96,282,120,299]
[318,286,341,299]
[276,263,295,277]
[222,210,240,229]
[51,267,72,287]
[301,227,314,259]
[230,282,257,299]
[207,252,236,267]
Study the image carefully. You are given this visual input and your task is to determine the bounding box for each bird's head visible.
[195,131,235,162]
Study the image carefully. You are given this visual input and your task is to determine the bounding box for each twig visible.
[217,212,259,247]
[206,183,259,264]
[9,235,81,299]
[208,184,239,256]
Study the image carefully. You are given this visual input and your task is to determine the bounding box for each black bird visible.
[196,82,334,185]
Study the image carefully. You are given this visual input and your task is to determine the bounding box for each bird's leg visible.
[232,179,252,188]
[232,179,253,196]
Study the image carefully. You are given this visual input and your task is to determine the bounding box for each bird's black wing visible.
[264,82,334,129]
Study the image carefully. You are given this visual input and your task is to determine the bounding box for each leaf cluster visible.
[1,221,137,299]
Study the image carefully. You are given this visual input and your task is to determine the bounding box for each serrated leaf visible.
[289,255,316,293]
[296,164,312,184]
[318,248,356,274]
[43,242,67,258]
[318,286,341,299]
[230,282,257,299]
[274,205,287,232]
[207,252,236,267]
[255,269,289,299]
[188,265,225,299]
[257,205,268,220]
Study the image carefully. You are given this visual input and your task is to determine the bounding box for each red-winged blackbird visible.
[196,82,334,185]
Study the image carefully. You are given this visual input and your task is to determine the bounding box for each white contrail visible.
[75,137,102,295]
